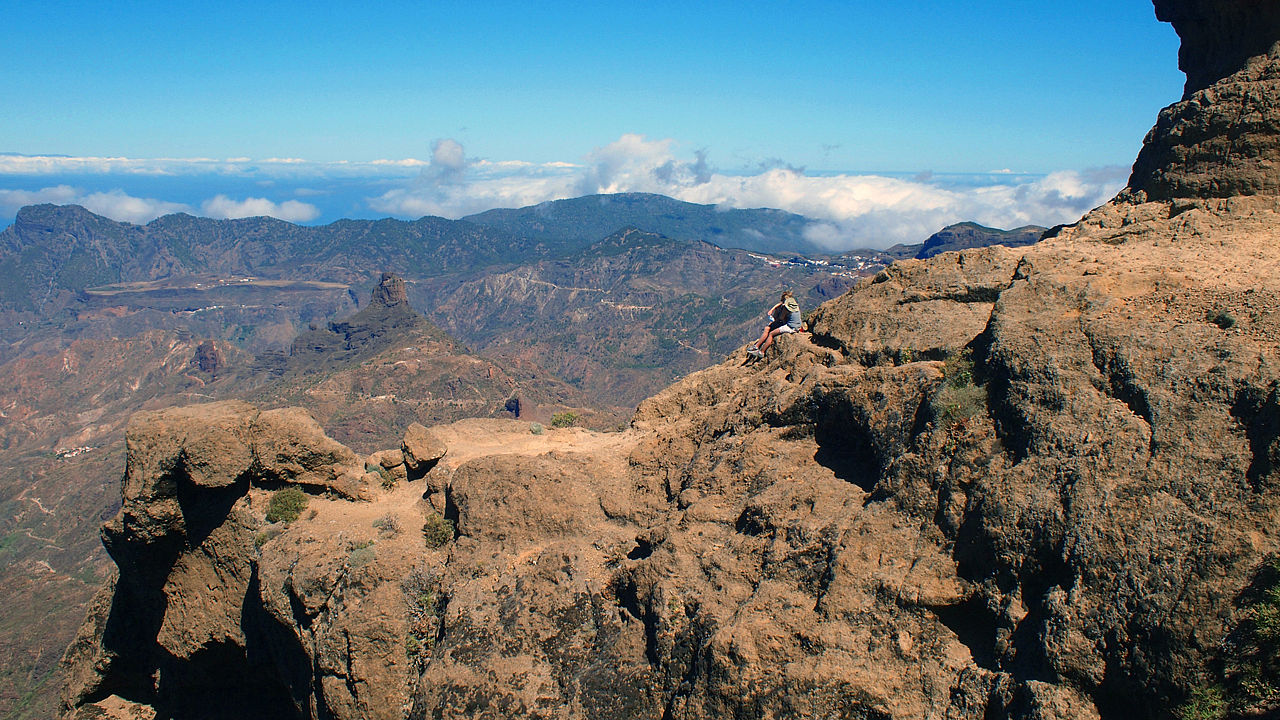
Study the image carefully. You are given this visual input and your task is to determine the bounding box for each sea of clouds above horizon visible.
[0,135,1128,251]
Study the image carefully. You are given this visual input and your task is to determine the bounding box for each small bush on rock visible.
[423,513,454,548]
[1208,309,1237,330]
[373,514,402,536]
[1178,684,1227,720]
[1178,557,1280,719]
[266,487,308,524]
[367,462,397,489]
[348,541,375,568]
[402,567,445,667]
[930,349,989,449]
[551,411,578,428]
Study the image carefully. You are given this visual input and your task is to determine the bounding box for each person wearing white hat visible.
[748,290,802,359]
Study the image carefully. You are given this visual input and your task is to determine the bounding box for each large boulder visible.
[401,422,447,471]
[65,401,370,719]
[1128,0,1280,198]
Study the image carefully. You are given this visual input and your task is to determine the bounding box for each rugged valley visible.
[50,1,1280,719]
[0,191,883,717]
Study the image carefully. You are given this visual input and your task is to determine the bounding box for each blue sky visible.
[0,1,1183,248]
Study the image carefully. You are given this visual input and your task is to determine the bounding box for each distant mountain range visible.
[879,221,1047,260]
[461,192,822,254]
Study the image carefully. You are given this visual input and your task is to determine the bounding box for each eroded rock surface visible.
[59,3,1280,719]
[60,208,1280,717]
[1129,0,1280,198]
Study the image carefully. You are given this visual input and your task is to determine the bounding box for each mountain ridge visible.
[461,192,823,255]
[53,2,1280,719]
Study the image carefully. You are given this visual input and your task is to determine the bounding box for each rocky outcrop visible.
[59,401,374,719]
[61,206,1280,719]
[400,422,446,472]
[58,4,1280,719]
[193,339,225,374]
[370,271,409,306]
[1155,0,1280,96]
[1128,0,1280,199]
[290,272,428,363]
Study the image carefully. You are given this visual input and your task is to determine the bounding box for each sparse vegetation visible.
[423,512,455,548]
[266,487,308,524]
[373,514,402,537]
[1179,557,1280,719]
[1178,684,1228,720]
[931,348,989,449]
[367,462,397,489]
[1208,308,1237,330]
[551,411,579,428]
[348,540,375,568]
[402,567,445,667]
[529,422,545,435]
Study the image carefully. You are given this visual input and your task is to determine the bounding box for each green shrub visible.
[1208,309,1237,330]
[266,487,308,524]
[1183,557,1280,717]
[404,634,422,657]
[423,513,454,549]
[930,349,989,448]
[944,348,976,387]
[402,567,444,664]
[1177,684,1227,720]
[348,542,375,568]
[550,411,578,428]
[367,462,397,489]
[529,422,545,435]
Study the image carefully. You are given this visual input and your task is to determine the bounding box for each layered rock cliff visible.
[59,2,1280,720]
[1128,0,1280,198]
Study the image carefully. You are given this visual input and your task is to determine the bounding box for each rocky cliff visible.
[1128,0,1280,199]
[58,2,1280,720]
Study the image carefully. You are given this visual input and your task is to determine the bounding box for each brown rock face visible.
[400,422,446,471]
[1154,0,1280,96]
[370,271,408,307]
[1128,0,1280,199]
[58,5,1280,720]
[193,340,225,374]
[60,401,373,719]
[61,204,1280,720]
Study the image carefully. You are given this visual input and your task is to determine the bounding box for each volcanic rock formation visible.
[1128,0,1280,198]
[58,3,1280,720]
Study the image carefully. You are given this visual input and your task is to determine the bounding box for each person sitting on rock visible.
[748,291,802,359]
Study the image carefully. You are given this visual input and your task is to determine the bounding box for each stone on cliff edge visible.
[102,401,257,548]
[1128,0,1280,198]
[808,246,1022,364]
[401,422,447,470]
[251,407,363,495]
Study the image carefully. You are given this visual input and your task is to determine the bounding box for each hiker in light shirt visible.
[748,291,802,359]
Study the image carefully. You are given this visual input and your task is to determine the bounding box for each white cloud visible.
[79,190,190,224]
[2,140,1128,247]
[200,195,320,222]
[0,185,81,212]
[0,185,190,224]
[367,135,1126,248]
[0,153,432,179]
